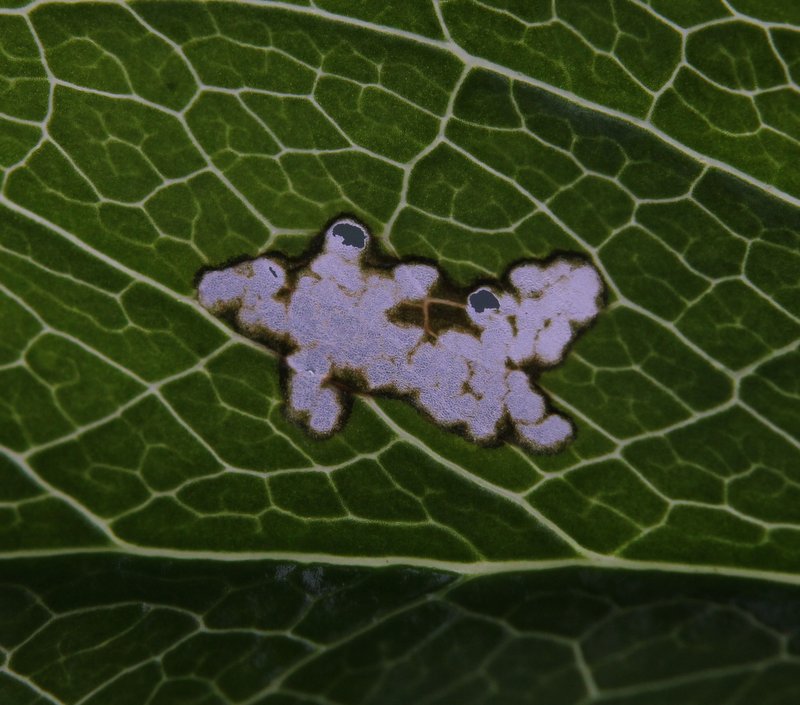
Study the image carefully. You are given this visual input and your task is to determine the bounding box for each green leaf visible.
[2,556,800,704]
[0,1,799,699]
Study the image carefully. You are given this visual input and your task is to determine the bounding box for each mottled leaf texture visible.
[0,1,798,702]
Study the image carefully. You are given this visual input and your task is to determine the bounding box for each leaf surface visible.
[0,1,799,579]
[2,557,800,704]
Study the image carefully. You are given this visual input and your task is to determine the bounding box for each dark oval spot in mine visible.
[332,222,366,249]
[469,289,500,313]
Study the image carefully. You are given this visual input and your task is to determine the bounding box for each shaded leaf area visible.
[2,556,800,705]
[0,1,798,574]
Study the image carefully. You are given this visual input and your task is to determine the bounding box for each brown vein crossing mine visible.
[197,216,604,452]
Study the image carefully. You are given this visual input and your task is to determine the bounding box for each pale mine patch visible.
[198,218,603,450]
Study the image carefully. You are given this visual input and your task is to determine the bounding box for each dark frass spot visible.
[269,266,278,278]
[332,222,366,248]
[469,289,500,313]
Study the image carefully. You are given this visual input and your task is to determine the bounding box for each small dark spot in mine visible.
[508,315,518,336]
[269,266,278,277]
[469,289,500,313]
[332,222,366,248]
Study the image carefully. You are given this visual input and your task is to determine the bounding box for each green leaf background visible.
[0,1,798,702]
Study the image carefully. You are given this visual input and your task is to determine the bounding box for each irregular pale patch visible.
[198,217,604,450]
